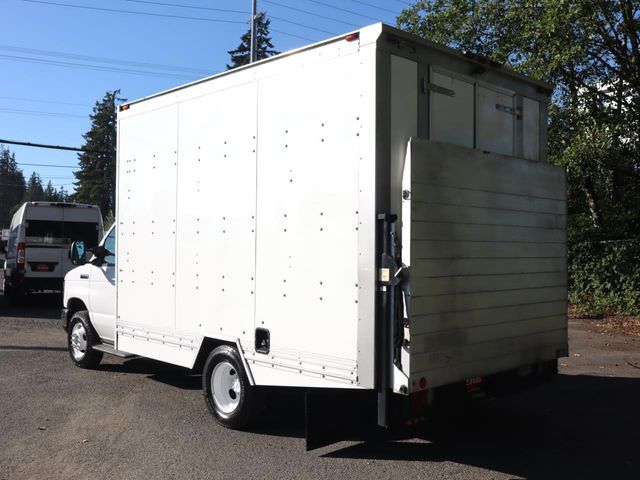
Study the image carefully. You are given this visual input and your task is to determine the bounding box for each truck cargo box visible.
[113,23,566,402]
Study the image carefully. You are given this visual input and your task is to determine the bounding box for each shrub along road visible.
[1,292,639,480]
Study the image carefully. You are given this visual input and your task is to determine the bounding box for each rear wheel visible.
[203,345,261,429]
[67,311,103,369]
[7,286,24,305]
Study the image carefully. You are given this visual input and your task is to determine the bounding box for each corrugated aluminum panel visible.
[404,138,567,390]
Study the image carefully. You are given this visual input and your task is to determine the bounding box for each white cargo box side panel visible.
[116,105,192,366]
[173,82,257,348]
[248,42,373,388]
[404,138,567,390]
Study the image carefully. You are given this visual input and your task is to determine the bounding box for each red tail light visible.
[16,242,25,270]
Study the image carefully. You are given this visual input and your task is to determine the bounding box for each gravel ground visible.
[1,292,639,480]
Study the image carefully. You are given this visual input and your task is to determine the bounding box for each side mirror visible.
[70,240,86,266]
[89,245,111,266]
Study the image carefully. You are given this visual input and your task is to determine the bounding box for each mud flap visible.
[305,389,377,451]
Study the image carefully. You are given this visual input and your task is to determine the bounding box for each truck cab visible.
[62,224,116,354]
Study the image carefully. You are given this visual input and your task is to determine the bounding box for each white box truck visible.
[62,23,567,449]
[2,202,103,302]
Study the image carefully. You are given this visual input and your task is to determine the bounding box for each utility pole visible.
[250,0,257,63]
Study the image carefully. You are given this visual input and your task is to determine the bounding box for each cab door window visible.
[103,227,115,266]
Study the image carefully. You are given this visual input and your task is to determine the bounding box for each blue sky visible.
[1,0,410,194]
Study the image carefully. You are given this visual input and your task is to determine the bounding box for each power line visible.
[302,0,381,22]
[23,0,317,42]
[23,0,246,25]
[32,176,76,180]
[0,44,212,75]
[124,0,248,15]
[0,138,104,154]
[0,95,88,107]
[262,0,359,28]
[349,0,397,15]
[0,54,198,80]
[0,183,75,188]
[271,29,315,42]
[270,14,337,35]
[16,163,77,169]
[0,107,87,118]
[120,0,338,36]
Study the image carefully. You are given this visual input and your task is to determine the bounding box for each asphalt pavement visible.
[1,291,639,479]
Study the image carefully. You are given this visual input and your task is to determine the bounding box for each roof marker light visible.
[345,33,359,42]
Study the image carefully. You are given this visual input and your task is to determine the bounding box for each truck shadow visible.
[99,357,201,390]
[323,374,640,479]
[0,291,62,319]
[95,356,640,479]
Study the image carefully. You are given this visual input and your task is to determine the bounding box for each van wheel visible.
[203,345,260,429]
[5,285,23,305]
[67,311,103,369]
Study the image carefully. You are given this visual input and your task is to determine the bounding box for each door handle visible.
[80,274,89,279]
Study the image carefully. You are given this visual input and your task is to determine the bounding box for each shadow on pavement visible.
[59,348,640,479]
[99,357,201,391]
[0,291,62,320]
[0,345,67,352]
[324,374,640,479]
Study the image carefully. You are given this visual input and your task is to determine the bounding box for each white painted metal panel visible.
[174,83,257,348]
[523,97,540,161]
[429,70,474,148]
[254,50,363,374]
[115,34,376,386]
[403,138,567,391]
[476,85,515,156]
[355,43,378,389]
[117,105,178,335]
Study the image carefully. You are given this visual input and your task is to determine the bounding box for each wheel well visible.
[192,337,235,373]
[66,298,87,316]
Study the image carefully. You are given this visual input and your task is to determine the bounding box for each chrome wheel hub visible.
[211,361,241,415]
[70,322,88,360]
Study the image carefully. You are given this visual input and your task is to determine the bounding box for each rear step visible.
[92,343,135,358]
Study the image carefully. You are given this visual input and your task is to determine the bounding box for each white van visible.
[2,202,103,302]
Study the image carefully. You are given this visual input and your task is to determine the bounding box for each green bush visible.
[569,239,640,316]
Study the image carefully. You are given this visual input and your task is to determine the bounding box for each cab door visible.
[89,225,116,342]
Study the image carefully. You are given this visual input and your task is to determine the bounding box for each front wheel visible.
[202,345,261,429]
[67,311,103,369]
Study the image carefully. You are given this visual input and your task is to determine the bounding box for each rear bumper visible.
[6,275,63,292]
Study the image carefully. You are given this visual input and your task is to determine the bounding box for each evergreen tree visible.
[43,181,57,201]
[227,12,279,70]
[0,145,25,227]
[73,90,124,214]
[22,172,45,202]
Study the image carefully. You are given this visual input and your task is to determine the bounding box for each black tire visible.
[67,310,103,369]
[202,345,262,429]
[5,284,24,305]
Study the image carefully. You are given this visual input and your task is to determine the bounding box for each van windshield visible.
[26,220,100,248]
